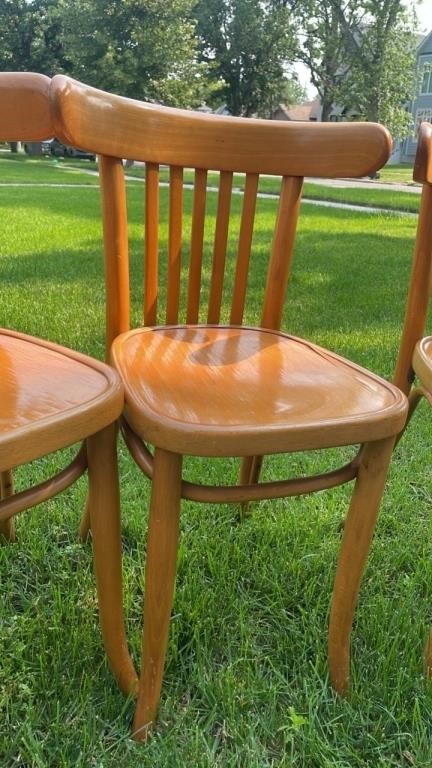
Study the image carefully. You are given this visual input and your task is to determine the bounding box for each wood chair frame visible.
[5,73,418,740]
[48,74,411,739]
[393,122,432,676]
[0,73,136,698]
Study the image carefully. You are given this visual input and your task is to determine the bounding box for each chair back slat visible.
[230,173,259,325]
[98,156,130,358]
[207,171,233,324]
[166,166,184,324]
[144,163,160,326]
[186,169,208,324]
[261,176,303,330]
[48,75,393,340]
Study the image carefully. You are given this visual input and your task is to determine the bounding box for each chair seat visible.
[0,329,123,470]
[413,336,432,392]
[111,325,407,456]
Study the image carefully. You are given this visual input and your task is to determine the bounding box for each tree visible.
[334,1,417,136]
[0,0,69,74]
[194,0,298,116]
[289,0,358,121]
[60,0,216,108]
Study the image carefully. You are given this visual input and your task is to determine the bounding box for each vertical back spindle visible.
[261,176,303,330]
[144,162,160,326]
[207,171,233,324]
[166,166,184,324]
[99,155,130,359]
[186,168,208,323]
[230,173,259,324]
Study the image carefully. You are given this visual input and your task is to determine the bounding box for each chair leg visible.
[78,492,91,542]
[328,436,395,695]
[86,424,138,697]
[133,448,183,741]
[0,470,15,542]
[239,455,263,519]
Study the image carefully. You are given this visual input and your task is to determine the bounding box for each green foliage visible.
[336,1,418,137]
[0,0,217,108]
[291,0,419,133]
[59,0,215,107]
[290,0,358,121]
[195,0,299,116]
[0,0,69,74]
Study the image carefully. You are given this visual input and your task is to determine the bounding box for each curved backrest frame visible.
[394,122,432,394]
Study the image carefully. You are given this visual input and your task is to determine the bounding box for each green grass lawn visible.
[1,154,420,213]
[378,163,416,185]
[1,158,432,766]
[121,163,421,214]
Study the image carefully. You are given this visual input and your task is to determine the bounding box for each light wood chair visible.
[393,122,432,676]
[0,73,137,698]
[50,74,410,739]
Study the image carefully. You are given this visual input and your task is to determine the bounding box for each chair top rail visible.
[0,73,53,141]
[414,122,432,184]
[51,75,391,178]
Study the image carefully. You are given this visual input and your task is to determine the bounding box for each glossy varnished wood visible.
[0,72,53,141]
[51,75,391,177]
[144,163,160,325]
[0,330,123,471]
[133,448,182,740]
[393,121,432,683]
[111,326,406,457]
[44,72,416,735]
[99,156,130,356]
[186,169,208,323]
[412,337,432,391]
[0,72,137,729]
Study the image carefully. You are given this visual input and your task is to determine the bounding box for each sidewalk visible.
[307,176,421,194]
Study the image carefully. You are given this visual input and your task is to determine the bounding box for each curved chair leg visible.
[78,492,91,542]
[133,448,183,741]
[394,387,424,448]
[86,423,138,697]
[239,455,263,519]
[328,436,395,695]
[0,470,15,542]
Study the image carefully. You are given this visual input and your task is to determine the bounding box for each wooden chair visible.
[49,74,409,739]
[0,73,137,698]
[393,122,432,676]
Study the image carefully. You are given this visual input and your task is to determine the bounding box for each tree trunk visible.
[321,97,333,122]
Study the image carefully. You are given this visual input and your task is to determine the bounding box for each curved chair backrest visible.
[44,75,392,356]
[0,72,53,141]
[394,122,432,394]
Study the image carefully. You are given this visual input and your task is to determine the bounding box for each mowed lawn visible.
[0,156,432,767]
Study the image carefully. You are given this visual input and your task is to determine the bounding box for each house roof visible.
[417,29,432,54]
[276,98,321,121]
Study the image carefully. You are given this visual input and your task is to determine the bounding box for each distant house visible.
[271,99,321,122]
[400,30,432,162]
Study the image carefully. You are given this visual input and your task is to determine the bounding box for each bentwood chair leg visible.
[328,436,395,695]
[86,424,138,697]
[0,470,15,541]
[78,492,91,542]
[133,448,183,741]
[239,455,264,519]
